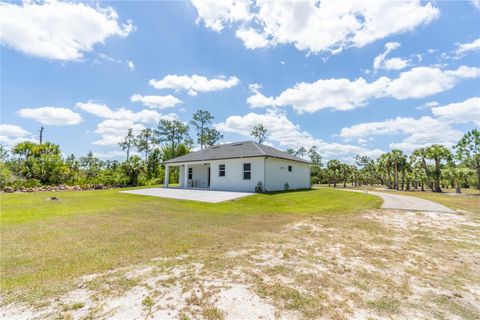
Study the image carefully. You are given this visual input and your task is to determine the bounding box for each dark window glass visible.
[288,165,292,172]
[219,164,225,177]
[188,167,193,179]
[243,163,251,180]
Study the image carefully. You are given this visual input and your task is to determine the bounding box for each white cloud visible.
[94,150,140,159]
[339,116,464,153]
[248,65,480,113]
[18,107,82,125]
[471,0,480,9]
[191,0,252,32]
[373,42,410,71]
[76,101,177,123]
[416,100,439,110]
[385,66,480,99]
[0,124,35,147]
[130,94,183,109]
[149,74,240,96]
[93,119,145,146]
[0,124,30,138]
[431,97,480,126]
[455,38,480,56]
[192,0,439,54]
[127,60,135,70]
[0,0,134,61]
[215,109,383,159]
[235,27,269,49]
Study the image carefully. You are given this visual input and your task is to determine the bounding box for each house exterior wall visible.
[210,157,265,192]
[173,156,310,192]
[265,158,310,191]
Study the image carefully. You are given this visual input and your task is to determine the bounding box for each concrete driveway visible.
[121,187,254,203]
[342,189,454,213]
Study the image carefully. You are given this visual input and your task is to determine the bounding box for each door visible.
[208,167,211,187]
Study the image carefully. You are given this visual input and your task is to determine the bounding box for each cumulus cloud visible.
[215,109,383,159]
[0,0,134,61]
[248,65,480,113]
[0,124,31,138]
[18,107,82,125]
[454,38,480,56]
[93,119,145,146]
[431,97,480,126]
[130,94,183,109]
[385,66,480,99]
[373,42,409,71]
[339,96,480,152]
[191,0,252,32]
[192,0,439,54]
[0,124,35,147]
[149,74,240,96]
[76,101,177,123]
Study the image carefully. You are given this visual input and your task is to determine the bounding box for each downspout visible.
[263,156,267,192]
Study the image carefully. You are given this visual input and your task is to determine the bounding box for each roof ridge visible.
[250,141,267,155]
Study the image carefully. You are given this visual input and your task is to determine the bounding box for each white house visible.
[164,141,311,192]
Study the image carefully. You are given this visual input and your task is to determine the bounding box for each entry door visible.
[208,167,211,187]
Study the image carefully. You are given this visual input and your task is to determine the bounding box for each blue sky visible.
[1,0,479,161]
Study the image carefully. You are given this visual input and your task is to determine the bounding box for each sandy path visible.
[341,189,454,213]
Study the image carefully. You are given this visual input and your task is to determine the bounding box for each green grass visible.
[0,187,381,304]
[315,184,480,214]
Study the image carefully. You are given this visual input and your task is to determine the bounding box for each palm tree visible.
[425,144,452,192]
[377,153,392,189]
[327,159,341,188]
[389,149,405,190]
[411,148,433,191]
[340,163,350,187]
[454,129,480,190]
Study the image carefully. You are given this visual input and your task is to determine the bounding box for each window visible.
[188,167,193,180]
[219,164,225,177]
[243,163,251,180]
[288,165,292,172]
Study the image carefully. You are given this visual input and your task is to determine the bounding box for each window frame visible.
[188,167,193,180]
[243,163,251,180]
[219,164,226,177]
[288,165,293,172]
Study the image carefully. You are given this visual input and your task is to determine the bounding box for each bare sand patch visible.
[2,208,479,319]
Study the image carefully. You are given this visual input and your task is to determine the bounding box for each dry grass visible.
[3,206,479,319]
[0,187,380,305]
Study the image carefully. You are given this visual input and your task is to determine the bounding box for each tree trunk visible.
[394,162,398,190]
[476,163,480,190]
[333,172,337,188]
[421,182,425,191]
[433,159,442,192]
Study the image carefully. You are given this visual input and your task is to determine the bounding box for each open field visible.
[0,188,379,303]
[1,187,479,319]
[315,184,480,214]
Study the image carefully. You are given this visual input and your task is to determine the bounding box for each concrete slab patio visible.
[120,187,254,203]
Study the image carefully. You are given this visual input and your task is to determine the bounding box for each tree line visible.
[1,108,478,194]
[0,109,223,189]
[305,129,479,193]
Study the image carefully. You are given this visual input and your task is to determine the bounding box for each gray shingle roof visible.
[165,141,310,164]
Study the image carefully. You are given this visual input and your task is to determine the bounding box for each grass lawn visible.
[0,187,381,304]
[315,184,480,214]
